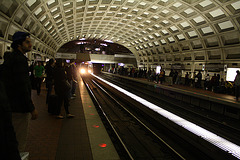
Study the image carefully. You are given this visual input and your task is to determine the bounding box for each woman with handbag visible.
[53,59,74,119]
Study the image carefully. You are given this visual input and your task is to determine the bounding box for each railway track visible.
[81,74,238,160]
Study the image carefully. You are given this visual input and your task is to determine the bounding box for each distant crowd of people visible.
[109,66,240,102]
[0,31,78,159]
[29,58,78,111]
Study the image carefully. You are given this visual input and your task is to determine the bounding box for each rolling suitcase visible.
[48,95,59,115]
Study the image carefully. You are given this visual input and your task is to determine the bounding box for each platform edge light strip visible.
[92,74,240,159]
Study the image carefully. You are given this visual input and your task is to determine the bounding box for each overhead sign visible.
[171,64,184,69]
[56,53,76,59]
[205,64,224,71]
[35,55,42,61]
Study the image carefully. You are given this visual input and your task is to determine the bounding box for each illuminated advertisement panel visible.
[156,66,161,74]
[226,68,240,81]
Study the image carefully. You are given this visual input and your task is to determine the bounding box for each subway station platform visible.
[25,72,239,160]
[25,76,119,160]
[101,72,240,122]
[103,72,239,105]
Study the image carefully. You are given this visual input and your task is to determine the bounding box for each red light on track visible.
[93,125,100,128]
[99,143,107,147]
[89,106,92,107]
[90,113,95,115]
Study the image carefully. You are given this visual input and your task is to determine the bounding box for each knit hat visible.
[12,31,30,42]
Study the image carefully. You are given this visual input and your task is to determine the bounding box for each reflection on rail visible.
[92,73,240,159]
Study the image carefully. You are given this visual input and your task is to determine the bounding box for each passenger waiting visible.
[219,78,226,94]
[159,69,165,84]
[175,71,182,85]
[45,59,55,104]
[184,72,189,86]
[29,62,36,90]
[34,61,45,95]
[2,31,38,153]
[204,74,210,90]
[234,70,240,101]
[173,71,178,84]
[54,59,74,119]
[169,69,174,85]
[0,70,21,159]
[71,61,78,97]
[196,71,202,88]
[210,73,218,92]
[192,72,197,88]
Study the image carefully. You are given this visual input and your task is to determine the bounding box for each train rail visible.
[81,74,239,160]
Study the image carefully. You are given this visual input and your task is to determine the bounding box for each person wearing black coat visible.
[45,59,55,104]
[0,66,21,160]
[53,59,74,119]
[2,31,38,152]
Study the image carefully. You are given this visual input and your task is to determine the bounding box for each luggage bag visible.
[48,95,59,115]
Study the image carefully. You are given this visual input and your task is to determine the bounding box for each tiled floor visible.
[26,87,62,160]
[25,77,119,160]
[26,83,92,160]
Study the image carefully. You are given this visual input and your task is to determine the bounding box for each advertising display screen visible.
[226,68,240,81]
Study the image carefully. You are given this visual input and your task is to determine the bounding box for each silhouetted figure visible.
[0,66,21,160]
[204,74,210,90]
[185,72,189,86]
[45,59,55,104]
[234,70,240,101]
[2,31,38,152]
[196,71,202,88]
[34,61,44,95]
[54,59,74,119]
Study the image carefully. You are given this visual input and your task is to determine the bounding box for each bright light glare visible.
[88,70,92,73]
[226,68,240,81]
[80,69,86,74]
[92,74,240,159]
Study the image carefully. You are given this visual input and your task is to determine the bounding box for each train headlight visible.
[80,68,86,74]
[88,69,92,73]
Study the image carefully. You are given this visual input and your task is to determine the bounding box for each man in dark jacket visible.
[2,31,38,152]
[45,58,55,104]
[0,66,21,160]
[53,59,74,119]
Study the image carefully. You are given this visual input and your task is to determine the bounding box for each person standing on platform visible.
[204,74,210,90]
[173,71,178,84]
[175,71,182,85]
[192,72,197,88]
[169,69,174,85]
[184,72,189,86]
[45,59,55,104]
[34,61,45,95]
[29,62,36,90]
[196,71,202,88]
[234,70,240,101]
[159,69,165,84]
[65,62,75,99]
[2,31,38,153]
[71,61,78,97]
[0,65,21,160]
[54,59,74,119]
[210,73,218,92]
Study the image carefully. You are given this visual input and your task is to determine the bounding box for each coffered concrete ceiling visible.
[0,0,240,64]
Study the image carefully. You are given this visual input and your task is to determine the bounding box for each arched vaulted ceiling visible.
[0,0,240,64]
